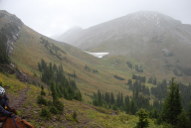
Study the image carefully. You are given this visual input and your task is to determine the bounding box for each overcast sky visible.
[0,0,191,37]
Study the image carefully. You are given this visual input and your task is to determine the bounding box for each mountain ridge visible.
[0,10,132,101]
[58,11,187,48]
[57,11,191,80]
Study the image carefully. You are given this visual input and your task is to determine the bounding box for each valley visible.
[0,10,191,128]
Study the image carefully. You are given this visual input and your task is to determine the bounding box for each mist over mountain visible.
[1,8,191,128]
[58,11,191,77]
[59,11,191,50]
[56,26,83,45]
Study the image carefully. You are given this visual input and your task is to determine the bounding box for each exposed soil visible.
[8,86,29,110]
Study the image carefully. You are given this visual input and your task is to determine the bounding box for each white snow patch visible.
[85,51,109,58]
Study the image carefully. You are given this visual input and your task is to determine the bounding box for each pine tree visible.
[161,78,182,125]
[136,108,149,128]
[97,90,103,106]
[116,92,124,108]
[104,92,110,104]
[125,96,130,113]
[130,100,137,115]
[50,83,58,102]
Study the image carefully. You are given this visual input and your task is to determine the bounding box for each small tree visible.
[40,86,46,96]
[40,108,51,119]
[72,111,78,122]
[136,108,149,128]
[37,96,47,105]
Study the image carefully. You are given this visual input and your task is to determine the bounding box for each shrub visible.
[40,108,50,118]
[37,96,47,105]
[40,86,46,96]
[72,111,78,122]
[49,106,59,114]
[53,100,64,113]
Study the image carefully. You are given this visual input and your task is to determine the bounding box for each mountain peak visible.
[125,11,181,26]
[58,11,185,49]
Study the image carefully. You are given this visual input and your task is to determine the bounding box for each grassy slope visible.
[0,11,165,127]
[0,72,162,128]
[1,24,163,127]
[11,26,133,102]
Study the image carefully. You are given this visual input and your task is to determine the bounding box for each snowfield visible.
[85,51,109,58]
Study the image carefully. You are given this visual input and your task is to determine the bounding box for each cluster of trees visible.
[92,89,150,115]
[126,61,133,69]
[158,79,191,128]
[92,76,191,127]
[38,59,82,101]
[132,75,146,83]
[136,79,191,128]
[128,79,150,96]
[151,80,168,101]
[84,65,98,74]
[128,74,191,112]
[150,79,191,111]
[135,65,144,73]
[147,77,157,85]
[126,61,143,72]
[179,83,191,110]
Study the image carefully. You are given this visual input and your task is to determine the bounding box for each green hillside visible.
[8,20,132,101]
[1,10,191,128]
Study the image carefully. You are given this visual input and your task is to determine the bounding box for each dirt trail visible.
[8,86,29,110]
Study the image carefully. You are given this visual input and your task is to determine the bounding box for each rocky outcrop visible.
[0,63,45,86]
[0,10,23,55]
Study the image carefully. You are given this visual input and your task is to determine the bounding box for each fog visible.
[0,0,191,37]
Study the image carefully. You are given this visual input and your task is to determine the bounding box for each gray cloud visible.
[0,0,191,37]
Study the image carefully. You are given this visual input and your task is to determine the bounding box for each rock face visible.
[0,10,23,55]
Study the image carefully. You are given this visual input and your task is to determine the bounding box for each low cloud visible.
[0,0,191,37]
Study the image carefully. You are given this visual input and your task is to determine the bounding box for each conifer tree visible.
[97,90,103,106]
[136,108,149,128]
[130,100,137,114]
[161,78,182,125]
[125,96,130,113]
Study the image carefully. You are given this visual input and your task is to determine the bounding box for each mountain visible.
[0,10,138,127]
[58,11,191,80]
[56,26,83,45]
[0,10,131,99]
[1,10,191,128]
